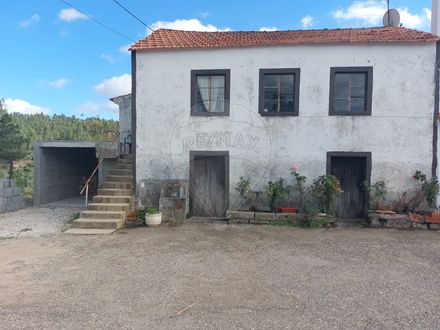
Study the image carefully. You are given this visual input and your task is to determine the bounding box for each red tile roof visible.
[130,27,440,51]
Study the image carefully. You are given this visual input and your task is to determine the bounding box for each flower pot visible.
[145,213,162,227]
[280,207,298,213]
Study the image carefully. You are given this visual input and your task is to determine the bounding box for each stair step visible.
[102,182,132,189]
[113,163,132,169]
[64,228,116,235]
[87,203,129,212]
[110,169,132,176]
[93,195,133,204]
[118,159,132,164]
[106,175,132,182]
[98,188,133,196]
[80,210,126,220]
[72,218,125,230]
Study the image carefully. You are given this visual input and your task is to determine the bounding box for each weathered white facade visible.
[133,40,438,215]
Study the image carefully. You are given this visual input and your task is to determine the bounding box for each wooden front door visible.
[190,152,229,218]
[329,154,370,218]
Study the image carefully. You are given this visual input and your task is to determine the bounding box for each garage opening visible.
[34,142,98,206]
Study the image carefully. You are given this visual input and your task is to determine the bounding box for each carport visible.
[33,142,98,206]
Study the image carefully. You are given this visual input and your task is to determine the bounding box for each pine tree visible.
[0,100,27,178]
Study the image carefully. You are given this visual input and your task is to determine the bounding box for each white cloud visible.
[78,101,118,115]
[118,44,131,54]
[94,74,131,98]
[259,26,278,32]
[332,0,431,29]
[48,78,70,89]
[4,99,49,115]
[19,14,40,28]
[101,54,116,64]
[149,18,231,35]
[58,8,88,22]
[301,15,314,28]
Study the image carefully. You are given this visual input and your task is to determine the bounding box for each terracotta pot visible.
[145,213,162,227]
[430,212,440,220]
[280,207,298,213]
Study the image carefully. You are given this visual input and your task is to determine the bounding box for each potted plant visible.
[311,174,342,214]
[283,166,307,213]
[265,178,290,212]
[145,207,162,226]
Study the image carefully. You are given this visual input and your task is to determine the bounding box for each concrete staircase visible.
[65,155,133,235]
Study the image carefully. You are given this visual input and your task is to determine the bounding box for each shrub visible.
[234,177,261,210]
[413,171,439,210]
[265,178,291,211]
[311,174,342,213]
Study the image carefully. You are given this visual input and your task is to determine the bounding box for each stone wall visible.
[0,179,25,213]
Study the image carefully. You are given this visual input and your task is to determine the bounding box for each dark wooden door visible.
[191,154,227,217]
[330,157,367,218]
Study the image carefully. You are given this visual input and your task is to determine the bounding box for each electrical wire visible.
[60,0,136,42]
[111,0,155,32]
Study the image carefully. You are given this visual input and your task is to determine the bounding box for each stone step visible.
[110,169,132,176]
[93,195,133,204]
[98,188,133,196]
[120,154,132,159]
[118,158,132,164]
[64,228,116,235]
[106,175,132,182]
[72,218,125,230]
[112,164,132,170]
[87,203,129,212]
[80,210,126,220]
[102,182,132,189]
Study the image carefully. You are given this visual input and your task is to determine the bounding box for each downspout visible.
[433,41,440,179]
[131,50,137,198]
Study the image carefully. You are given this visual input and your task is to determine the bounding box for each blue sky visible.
[0,0,432,120]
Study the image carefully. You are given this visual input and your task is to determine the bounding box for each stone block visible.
[254,212,275,221]
[226,210,254,220]
[275,213,298,221]
[228,218,249,224]
[428,224,440,230]
[3,188,13,198]
[249,219,270,225]
[13,188,21,196]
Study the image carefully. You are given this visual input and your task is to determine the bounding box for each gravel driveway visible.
[1,224,439,329]
[0,197,84,238]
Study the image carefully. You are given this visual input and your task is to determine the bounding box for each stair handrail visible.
[80,132,121,205]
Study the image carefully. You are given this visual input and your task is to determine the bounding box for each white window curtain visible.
[197,75,225,112]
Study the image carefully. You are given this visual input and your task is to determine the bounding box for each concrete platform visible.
[64,228,116,235]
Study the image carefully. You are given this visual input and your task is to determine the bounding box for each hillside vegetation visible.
[0,101,118,198]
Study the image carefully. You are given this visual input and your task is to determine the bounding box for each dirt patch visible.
[0,224,439,329]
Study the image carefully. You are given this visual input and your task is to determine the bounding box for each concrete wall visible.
[0,179,25,213]
[34,143,98,206]
[134,43,437,206]
[111,94,132,147]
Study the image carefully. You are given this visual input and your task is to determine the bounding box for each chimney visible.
[433,0,440,35]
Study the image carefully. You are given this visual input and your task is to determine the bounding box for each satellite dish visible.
[383,9,400,27]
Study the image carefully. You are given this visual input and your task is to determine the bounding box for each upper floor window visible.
[259,68,300,116]
[191,69,230,116]
[329,67,373,116]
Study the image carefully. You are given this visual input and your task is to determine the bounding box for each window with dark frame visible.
[191,69,230,116]
[259,68,300,116]
[329,67,373,116]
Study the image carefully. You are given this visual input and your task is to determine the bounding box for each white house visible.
[129,26,440,218]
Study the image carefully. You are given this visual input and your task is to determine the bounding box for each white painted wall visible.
[135,43,436,206]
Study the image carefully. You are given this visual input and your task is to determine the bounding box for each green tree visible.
[0,100,27,178]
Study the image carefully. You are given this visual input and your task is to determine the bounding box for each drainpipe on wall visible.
[432,0,440,209]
